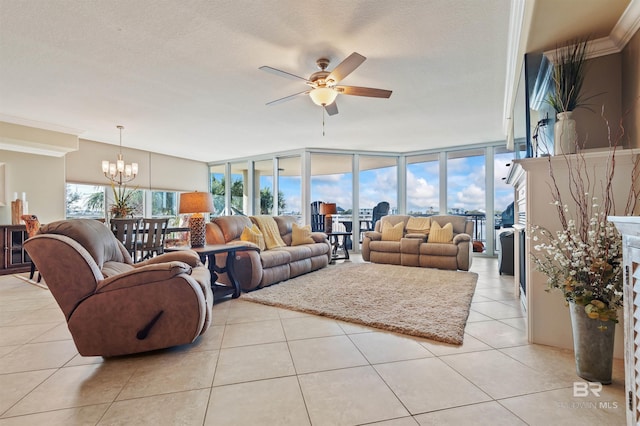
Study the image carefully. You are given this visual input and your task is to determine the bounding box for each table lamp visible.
[179,191,214,247]
[320,202,337,233]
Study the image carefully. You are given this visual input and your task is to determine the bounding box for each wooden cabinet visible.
[0,225,31,275]
[611,216,640,425]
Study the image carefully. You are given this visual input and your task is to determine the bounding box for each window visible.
[256,159,275,214]
[210,164,226,216]
[230,162,246,215]
[311,153,352,232]
[151,191,177,217]
[278,156,301,216]
[66,183,106,219]
[406,153,439,216]
[446,149,485,215]
[359,156,397,230]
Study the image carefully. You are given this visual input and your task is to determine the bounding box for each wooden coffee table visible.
[166,244,259,301]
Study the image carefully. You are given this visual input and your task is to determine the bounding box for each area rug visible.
[241,262,478,345]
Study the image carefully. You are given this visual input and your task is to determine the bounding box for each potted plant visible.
[547,37,591,155]
[110,183,137,218]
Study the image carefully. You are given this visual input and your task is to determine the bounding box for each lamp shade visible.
[320,202,337,215]
[179,192,214,214]
[309,87,338,106]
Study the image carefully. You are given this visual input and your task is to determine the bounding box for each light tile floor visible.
[0,256,626,425]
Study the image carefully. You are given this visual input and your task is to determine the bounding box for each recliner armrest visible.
[97,261,192,292]
[136,250,202,268]
[310,232,328,243]
[365,231,382,241]
[453,233,471,244]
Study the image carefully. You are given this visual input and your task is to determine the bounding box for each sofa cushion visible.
[260,249,292,268]
[406,217,431,234]
[381,222,404,241]
[291,223,315,246]
[369,240,401,253]
[273,245,312,262]
[429,221,453,243]
[420,241,458,256]
[241,224,266,250]
[252,215,286,249]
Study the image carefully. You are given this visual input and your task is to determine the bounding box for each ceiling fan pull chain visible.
[322,107,326,136]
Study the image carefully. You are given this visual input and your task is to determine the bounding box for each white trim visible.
[502,0,529,134]
[611,0,640,49]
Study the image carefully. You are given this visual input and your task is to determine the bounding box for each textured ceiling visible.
[0,0,634,163]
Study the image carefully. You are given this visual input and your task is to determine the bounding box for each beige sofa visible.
[206,215,331,291]
[362,215,474,271]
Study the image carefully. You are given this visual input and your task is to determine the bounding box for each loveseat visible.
[362,215,474,271]
[206,215,331,291]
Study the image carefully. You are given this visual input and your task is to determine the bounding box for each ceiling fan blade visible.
[327,52,366,84]
[324,102,339,116]
[266,90,309,106]
[336,85,392,98]
[259,66,308,82]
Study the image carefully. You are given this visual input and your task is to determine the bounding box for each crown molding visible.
[544,0,640,62]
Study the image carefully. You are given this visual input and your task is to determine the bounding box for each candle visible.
[13,192,17,201]
[22,192,26,202]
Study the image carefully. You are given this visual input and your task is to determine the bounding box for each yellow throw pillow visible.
[406,217,431,234]
[429,221,453,243]
[291,223,315,246]
[240,224,265,250]
[381,221,404,241]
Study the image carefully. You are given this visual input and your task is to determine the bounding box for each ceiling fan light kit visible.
[309,87,338,106]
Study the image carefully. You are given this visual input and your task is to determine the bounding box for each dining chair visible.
[310,201,325,232]
[21,214,42,282]
[139,218,169,260]
[110,218,141,262]
[370,201,390,231]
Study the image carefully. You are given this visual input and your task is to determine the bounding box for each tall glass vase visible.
[569,301,615,384]
[554,111,577,155]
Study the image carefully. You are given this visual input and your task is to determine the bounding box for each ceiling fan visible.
[259,52,392,116]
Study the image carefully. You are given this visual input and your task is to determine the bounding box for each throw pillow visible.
[406,217,431,234]
[291,223,315,246]
[241,225,266,250]
[429,221,453,243]
[381,221,404,241]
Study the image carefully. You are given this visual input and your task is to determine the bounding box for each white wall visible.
[0,150,66,224]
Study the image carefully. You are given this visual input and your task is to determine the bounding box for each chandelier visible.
[101,125,138,185]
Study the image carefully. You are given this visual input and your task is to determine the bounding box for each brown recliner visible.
[24,219,213,357]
